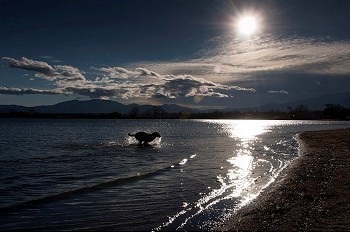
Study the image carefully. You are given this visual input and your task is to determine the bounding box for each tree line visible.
[1,104,349,120]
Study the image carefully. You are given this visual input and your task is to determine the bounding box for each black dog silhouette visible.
[128,132,161,144]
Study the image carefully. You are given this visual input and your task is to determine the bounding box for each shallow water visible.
[1,119,350,230]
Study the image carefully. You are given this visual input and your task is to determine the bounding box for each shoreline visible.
[222,128,350,231]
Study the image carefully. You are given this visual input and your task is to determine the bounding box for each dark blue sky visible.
[1,0,349,108]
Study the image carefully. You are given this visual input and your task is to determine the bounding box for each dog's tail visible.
[128,133,135,137]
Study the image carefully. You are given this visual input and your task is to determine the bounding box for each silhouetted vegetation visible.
[128,106,140,118]
[1,104,349,120]
[287,104,312,119]
[323,104,348,120]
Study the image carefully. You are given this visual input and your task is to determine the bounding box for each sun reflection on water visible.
[226,154,254,197]
[157,120,295,230]
[200,120,277,208]
[223,121,270,204]
[225,120,269,141]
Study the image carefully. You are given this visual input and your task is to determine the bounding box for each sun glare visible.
[237,16,257,36]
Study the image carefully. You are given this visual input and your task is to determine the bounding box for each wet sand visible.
[222,128,350,231]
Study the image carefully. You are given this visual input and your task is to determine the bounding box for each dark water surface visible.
[1,119,350,230]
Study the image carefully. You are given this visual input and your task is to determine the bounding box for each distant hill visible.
[286,91,350,110]
[0,105,32,113]
[0,99,198,114]
[1,91,349,115]
[234,91,350,112]
[35,99,130,114]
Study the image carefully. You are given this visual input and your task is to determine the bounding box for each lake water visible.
[1,119,350,230]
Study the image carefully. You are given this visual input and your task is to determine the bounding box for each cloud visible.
[131,36,350,81]
[93,66,160,79]
[2,57,85,81]
[1,57,256,101]
[40,55,54,59]
[52,66,254,100]
[267,90,289,94]
[40,55,61,63]
[202,36,350,76]
[0,87,63,95]
[2,35,349,108]
[59,73,255,100]
[158,75,255,98]
[93,66,134,79]
[64,86,129,99]
[134,68,160,77]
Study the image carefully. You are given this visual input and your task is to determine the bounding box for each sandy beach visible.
[222,128,350,231]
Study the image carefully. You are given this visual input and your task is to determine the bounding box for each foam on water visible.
[125,134,162,147]
[179,158,188,165]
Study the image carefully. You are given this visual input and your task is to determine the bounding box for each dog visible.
[128,132,161,144]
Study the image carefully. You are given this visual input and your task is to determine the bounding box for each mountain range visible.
[1,91,349,114]
[0,99,199,114]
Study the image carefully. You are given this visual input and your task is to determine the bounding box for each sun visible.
[237,16,258,36]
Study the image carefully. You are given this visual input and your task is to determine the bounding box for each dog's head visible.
[152,132,161,138]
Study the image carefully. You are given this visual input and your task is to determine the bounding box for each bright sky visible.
[1,0,350,108]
